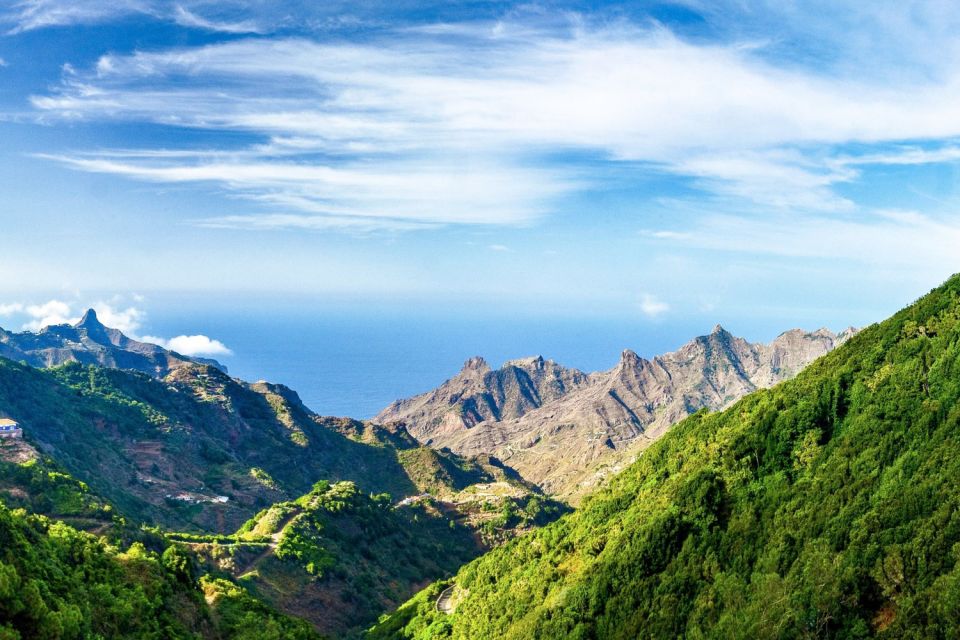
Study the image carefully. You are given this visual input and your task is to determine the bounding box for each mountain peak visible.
[504,355,546,370]
[711,323,727,335]
[462,356,489,372]
[76,308,103,328]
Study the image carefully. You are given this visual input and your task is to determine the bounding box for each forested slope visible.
[0,503,319,639]
[371,274,960,639]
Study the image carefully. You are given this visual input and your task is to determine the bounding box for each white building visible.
[0,418,22,439]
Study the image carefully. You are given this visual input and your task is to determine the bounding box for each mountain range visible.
[0,308,225,376]
[372,274,960,639]
[0,303,897,639]
[377,325,856,499]
[0,313,567,636]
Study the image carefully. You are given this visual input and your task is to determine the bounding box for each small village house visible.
[0,418,22,439]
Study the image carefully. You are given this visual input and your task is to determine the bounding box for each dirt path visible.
[58,516,113,536]
[233,510,301,576]
[235,542,276,577]
[436,585,456,613]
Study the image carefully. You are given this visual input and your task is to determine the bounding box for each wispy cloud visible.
[38,153,572,226]
[171,5,262,34]
[23,13,960,228]
[3,0,268,34]
[639,294,670,318]
[641,230,691,241]
[3,0,155,34]
[676,210,960,274]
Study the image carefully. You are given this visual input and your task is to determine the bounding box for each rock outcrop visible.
[378,326,856,500]
[376,354,594,444]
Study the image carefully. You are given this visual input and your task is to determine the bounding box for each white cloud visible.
[30,19,960,225]
[195,213,436,232]
[141,334,233,357]
[673,210,960,273]
[38,153,569,226]
[0,58,7,67]
[0,298,232,359]
[171,5,262,34]
[22,299,75,330]
[488,244,511,252]
[21,11,960,229]
[2,0,264,35]
[3,0,155,34]
[639,293,670,318]
[0,295,231,357]
[89,302,144,334]
[14,299,145,332]
[641,230,691,241]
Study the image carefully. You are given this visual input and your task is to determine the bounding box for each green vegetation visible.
[208,480,480,637]
[0,457,112,521]
[249,467,279,490]
[200,576,319,640]
[396,447,493,495]
[0,351,569,636]
[0,503,319,639]
[371,274,960,639]
[0,359,429,531]
[475,494,564,542]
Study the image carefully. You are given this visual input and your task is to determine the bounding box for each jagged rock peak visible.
[462,356,490,372]
[504,355,547,369]
[619,349,642,366]
[838,326,859,340]
[76,308,103,328]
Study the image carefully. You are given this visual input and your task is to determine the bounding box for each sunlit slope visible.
[371,274,960,639]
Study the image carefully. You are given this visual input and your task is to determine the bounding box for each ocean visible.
[142,298,776,420]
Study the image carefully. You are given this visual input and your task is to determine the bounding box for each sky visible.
[2,1,960,358]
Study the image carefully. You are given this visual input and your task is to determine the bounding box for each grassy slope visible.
[372,274,960,639]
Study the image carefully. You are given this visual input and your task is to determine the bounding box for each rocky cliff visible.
[378,325,856,499]
[376,354,594,443]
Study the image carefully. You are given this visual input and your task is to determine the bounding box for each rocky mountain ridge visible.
[0,308,224,377]
[377,325,857,499]
[377,354,594,444]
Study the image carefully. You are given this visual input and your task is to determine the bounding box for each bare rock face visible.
[0,309,225,377]
[375,354,594,444]
[378,326,855,500]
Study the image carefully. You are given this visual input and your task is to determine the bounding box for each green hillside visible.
[179,480,479,637]
[0,353,569,635]
[0,502,319,639]
[371,274,960,639]
[0,358,427,532]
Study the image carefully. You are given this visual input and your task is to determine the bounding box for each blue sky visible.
[2,1,960,355]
